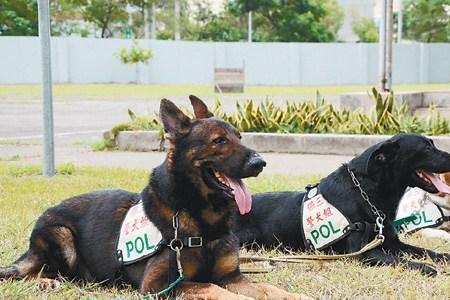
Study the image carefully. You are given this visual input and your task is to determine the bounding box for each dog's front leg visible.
[177,281,254,300]
[362,248,438,275]
[390,240,450,262]
[139,249,174,294]
[222,274,313,300]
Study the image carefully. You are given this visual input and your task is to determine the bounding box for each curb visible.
[111,131,450,156]
[338,90,450,112]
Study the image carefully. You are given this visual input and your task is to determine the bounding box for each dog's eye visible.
[213,137,228,145]
[425,145,432,152]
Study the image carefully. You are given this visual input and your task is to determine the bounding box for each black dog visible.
[236,134,450,275]
[0,97,309,299]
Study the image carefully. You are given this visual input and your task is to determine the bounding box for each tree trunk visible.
[174,0,180,40]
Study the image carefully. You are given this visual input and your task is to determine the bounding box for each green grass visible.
[72,140,117,151]
[90,140,117,152]
[1,163,450,299]
[0,155,20,162]
[0,83,449,101]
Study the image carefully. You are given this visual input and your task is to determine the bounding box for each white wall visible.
[0,37,449,85]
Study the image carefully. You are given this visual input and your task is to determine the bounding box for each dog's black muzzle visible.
[246,152,267,176]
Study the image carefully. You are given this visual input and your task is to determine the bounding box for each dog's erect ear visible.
[189,95,214,119]
[366,140,400,174]
[160,99,192,137]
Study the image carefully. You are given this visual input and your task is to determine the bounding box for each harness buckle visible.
[116,249,123,264]
[186,237,203,247]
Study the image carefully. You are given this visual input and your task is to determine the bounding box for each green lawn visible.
[1,163,450,299]
[0,83,449,101]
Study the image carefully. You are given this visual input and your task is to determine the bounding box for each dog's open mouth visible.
[202,168,252,215]
[415,171,450,195]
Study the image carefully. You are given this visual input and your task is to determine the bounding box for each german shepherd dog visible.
[236,134,450,275]
[0,97,309,299]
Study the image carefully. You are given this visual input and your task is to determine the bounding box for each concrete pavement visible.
[0,142,353,176]
[0,96,352,176]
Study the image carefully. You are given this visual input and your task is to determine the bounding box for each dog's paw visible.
[38,278,61,291]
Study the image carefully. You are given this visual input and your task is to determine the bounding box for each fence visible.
[0,37,449,85]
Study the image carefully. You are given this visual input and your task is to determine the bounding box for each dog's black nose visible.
[248,154,267,171]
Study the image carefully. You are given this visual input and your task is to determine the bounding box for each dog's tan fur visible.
[413,172,450,240]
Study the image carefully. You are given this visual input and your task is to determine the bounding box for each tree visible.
[72,0,128,38]
[228,0,344,42]
[127,0,161,38]
[352,17,379,43]
[322,0,344,37]
[155,0,193,40]
[0,0,38,36]
[188,1,246,41]
[50,0,86,36]
[403,0,450,42]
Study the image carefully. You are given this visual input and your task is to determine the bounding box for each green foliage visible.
[57,163,76,175]
[0,0,343,41]
[110,89,450,137]
[151,0,192,40]
[0,0,38,36]
[91,140,117,152]
[422,104,450,136]
[227,0,344,42]
[403,0,450,42]
[115,41,153,64]
[111,108,160,139]
[352,17,379,43]
[0,155,21,162]
[186,0,344,42]
[73,0,127,38]
[50,0,89,36]
[322,0,345,37]
[190,8,247,41]
[3,163,77,177]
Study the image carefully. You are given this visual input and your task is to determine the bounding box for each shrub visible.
[110,108,161,139]
[115,41,153,84]
[115,41,153,65]
[352,17,379,43]
[109,88,450,137]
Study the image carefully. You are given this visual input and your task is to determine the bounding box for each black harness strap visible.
[115,216,203,283]
[344,222,377,234]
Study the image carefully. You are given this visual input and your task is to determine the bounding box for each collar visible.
[167,212,204,249]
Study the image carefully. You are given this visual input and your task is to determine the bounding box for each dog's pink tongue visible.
[221,176,252,215]
[424,173,450,194]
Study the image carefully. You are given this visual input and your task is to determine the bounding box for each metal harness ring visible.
[169,238,183,251]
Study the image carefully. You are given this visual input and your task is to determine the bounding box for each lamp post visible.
[379,0,393,92]
[37,0,55,176]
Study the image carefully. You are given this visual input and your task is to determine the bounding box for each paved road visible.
[0,143,353,177]
[0,100,155,140]
[0,94,340,141]
[0,96,353,176]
